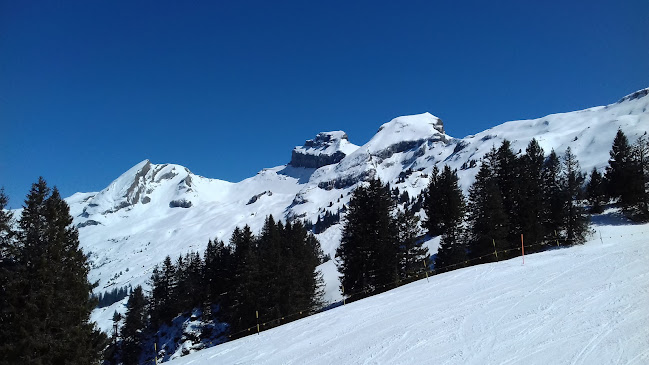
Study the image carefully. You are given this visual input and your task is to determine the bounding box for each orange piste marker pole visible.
[521,234,525,265]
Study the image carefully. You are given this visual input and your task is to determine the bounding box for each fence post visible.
[423,260,429,283]
[256,310,260,335]
[492,239,498,260]
[555,230,559,247]
[154,343,158,365]
[521,234,525,265]
[342,286,345,305]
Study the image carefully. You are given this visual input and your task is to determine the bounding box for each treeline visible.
[108,216,326,365]
[336,130,649,297]
[94,285,132,308]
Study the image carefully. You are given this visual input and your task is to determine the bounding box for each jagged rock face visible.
[290,131,359,168]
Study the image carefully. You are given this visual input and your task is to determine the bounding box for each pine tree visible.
[627,134,649,221]
[424,166,466,238]
[560,148,590,245]
[121,286,147,365]
[0,188,17,362]
[336,177,398,298]
[396,209,428,280]
[149,255,177,327]
[435,220,467,272]
[423,166,443,236]
[229,225,260,333]
[467,149,510,262]
[605,129,633,201]
[517,139,547,248]
[0,178,106,365]
[543,149,565,239]
[586,168,606,214]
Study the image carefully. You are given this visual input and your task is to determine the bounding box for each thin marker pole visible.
[423,260,429,283]
[521,234,525,265]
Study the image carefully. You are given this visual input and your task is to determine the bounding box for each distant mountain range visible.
[56,88,648,331]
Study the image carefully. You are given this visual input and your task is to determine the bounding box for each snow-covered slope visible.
[168,218,649,365]
[68,88,648,332]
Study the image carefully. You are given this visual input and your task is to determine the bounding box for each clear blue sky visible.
[1,0,648,207]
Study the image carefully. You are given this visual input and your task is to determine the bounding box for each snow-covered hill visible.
[166,216,649,365]
[74,88,648,332]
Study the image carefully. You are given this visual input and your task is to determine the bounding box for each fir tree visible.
[396,209,428,280]
[605,129,633,201]
[229,225,260,333]
[336,177,398,298]
[586,168,606,214]
[121,286,147,365]
[424,166,465,237]
[627,134,649,221]
[467,149,510,262]
[517,139,547,248]
[0,178,106,365]
[560,147,590,245]
[542,149,565,239]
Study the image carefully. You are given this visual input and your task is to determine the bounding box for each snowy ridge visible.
[72,88,648,332]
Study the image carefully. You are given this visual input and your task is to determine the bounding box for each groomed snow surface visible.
[169,219,649,365]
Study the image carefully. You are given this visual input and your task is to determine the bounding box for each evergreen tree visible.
[424,166,465,237]
[203,239,233,310]
[0,188,17,362]
[495,140,520,233]
[467,149,510,262]
[0,178,106,365]
[517,139,547,248]
[627,134,649,220]
[121,286,147,365]
[229,225,260,333]
[435,220,467,272]
[605,129,633,201]
[586,168,606,214]
[336,177,398,298]
[542,149,565,238]
[149,255,177,327]
[423,166,442,236]
[396,209,428,280]
[560,148,590,245]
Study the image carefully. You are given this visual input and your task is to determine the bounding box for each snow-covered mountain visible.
[73,88,648,331]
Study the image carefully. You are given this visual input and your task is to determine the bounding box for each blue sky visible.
[1,0,648,207]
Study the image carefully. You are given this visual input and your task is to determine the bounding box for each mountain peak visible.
[617,87,649,104]
[289,131,359,168]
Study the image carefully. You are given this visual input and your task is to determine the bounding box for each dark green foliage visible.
[203,239,233,308]
[148,256,177,327]
[626,134,649,221]
[495,140,520,232]
[517,139,547,247]
[313,210,340,234]
[560,148,590,245]
[95,285,131,308]
[543,150,565,237]
[336,177,399,297]
[586,168,606,214]
[396,209,429,280]
[605,129,633,201]
[467,149,510,262]
[435,222,467,272]
[120,286,147,365]
[0,178,106,365]
[424,166,466,237]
